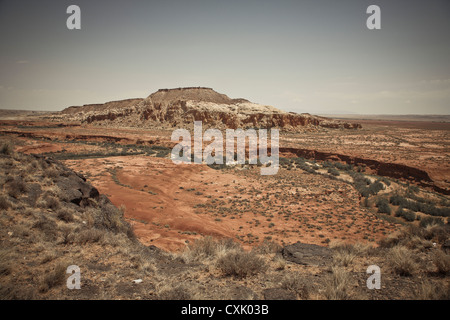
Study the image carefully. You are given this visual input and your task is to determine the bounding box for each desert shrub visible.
[423,224,449,244]
[75,228,105,244]
[0,195,10,210]
[273,255,286,270]
[403,211,416,222]
[334,162,352,171]
[376,198,391,214]
[44,195,60,210]
[396,208,416,222]
[323,266,351,300]
[40,263,66,293]
[0,142,13,155]
[352,173,373,197]
[327,168,340,176]
[416,280,449,300]
[380,177,391,186]
[32,217,58,240]
[0,249,12,276]
[281,273,310,299]
[181,236,239,262]
[157,285,193,300]
[390,195,450,217]
[154,147,171,158]
[420,216,444,228]
[368,180,384,195]
[93,197,134,239]
[390,195,408,207]
[7,177,27,198]
[379,224,447,250]
[321,160,333,168]
[57,209,74,223]
[432,250,450,275]
[253,239,282,254]
[216,250,266,278]
[387,246,417,276]
[0,284,37,300]
[332,249,356,267]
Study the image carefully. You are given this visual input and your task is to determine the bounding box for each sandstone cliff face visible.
[59,87,362,131]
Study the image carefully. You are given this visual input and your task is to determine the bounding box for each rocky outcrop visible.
[282,242,332,266]
[32,154,100,206]
[58,87,361,131]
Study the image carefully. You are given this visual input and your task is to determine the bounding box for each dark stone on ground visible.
[282,241,332,266]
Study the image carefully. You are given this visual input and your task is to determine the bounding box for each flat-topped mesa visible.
[58,87,362,130]
[147,87,243,105]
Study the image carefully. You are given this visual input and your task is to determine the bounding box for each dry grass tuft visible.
[387,246,418,276]
[323,266,351,300]
[281,273,310,299]
[216,250,266,278]
[179,236,239,263]
[416,280,449,300]
[432,250,450,275]
[40,263,67,293]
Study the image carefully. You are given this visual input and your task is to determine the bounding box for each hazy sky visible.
[0,0,449,114]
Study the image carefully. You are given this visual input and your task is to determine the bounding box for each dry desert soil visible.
[0,111,449,300]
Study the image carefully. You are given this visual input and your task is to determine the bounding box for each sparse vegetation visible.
[281,273,310,299]
[376,198,391,214]
[324,266,351,300]
[40,263,67,293]
[0,119,449,301]
[432,250,450,275]
[387,246,418,277]
[216,250,267,278]
[0,194,10,210]
[0,142,13,155]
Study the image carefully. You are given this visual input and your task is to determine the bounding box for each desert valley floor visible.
[0,113,449,300]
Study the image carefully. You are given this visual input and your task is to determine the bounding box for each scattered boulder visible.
[282,242,332,266]
[56,175,99,206]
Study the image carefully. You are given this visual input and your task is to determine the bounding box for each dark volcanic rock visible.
[282,242,332,266]
[56,174,99,206]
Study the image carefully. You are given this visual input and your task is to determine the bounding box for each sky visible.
[0,0,449,114]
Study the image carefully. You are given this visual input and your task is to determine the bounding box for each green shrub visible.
[395,207,416,222]
[328,168,340,176]
[368,180,384,195]
[376,198,391,214]
[419,216,444,228]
